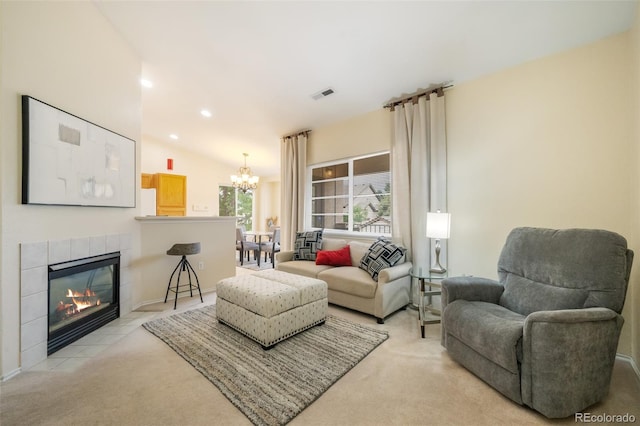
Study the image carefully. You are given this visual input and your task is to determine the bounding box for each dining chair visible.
[236,226,258,266]
[259,227,281,268]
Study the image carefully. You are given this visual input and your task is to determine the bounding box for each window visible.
[308,152,391,235]
[219,185,254,231]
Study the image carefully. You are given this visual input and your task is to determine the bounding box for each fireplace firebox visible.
[48,252,120,355]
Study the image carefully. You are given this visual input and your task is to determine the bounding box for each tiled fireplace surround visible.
[20,233,133,371]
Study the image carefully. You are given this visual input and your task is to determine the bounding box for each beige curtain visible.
[391,92,447,278]
[280,133,307,251]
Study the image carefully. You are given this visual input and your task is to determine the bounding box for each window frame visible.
[218,185,255,231]
[306,151,392,238]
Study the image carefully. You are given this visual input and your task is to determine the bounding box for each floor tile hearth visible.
[28,268,247,374]
[28,311,159,373]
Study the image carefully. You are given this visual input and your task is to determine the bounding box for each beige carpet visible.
[2,289,639,426]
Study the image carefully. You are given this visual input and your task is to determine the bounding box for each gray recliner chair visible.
[441,227,633,418]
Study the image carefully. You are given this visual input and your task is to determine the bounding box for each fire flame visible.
[66,288,97,298]
[62,288,101,313]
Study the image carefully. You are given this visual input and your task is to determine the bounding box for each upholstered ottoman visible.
[216,269,328,349]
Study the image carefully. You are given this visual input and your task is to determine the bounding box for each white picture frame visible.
[21,96,136,208]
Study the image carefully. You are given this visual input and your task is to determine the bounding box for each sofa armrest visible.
[378,262,412,284]
[521,307,623,418]
[276,250,294,263]
[441,276,504,312]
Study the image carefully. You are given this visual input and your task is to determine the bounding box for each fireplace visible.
[48,252,120,355]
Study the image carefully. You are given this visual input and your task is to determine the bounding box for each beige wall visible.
[0,2,142,377]
[447,32,635,356]
[308,33,638,361]
[308,108,392,166]
[447,32,633,276]
[254,178,281,232]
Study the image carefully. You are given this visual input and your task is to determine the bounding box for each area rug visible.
[236,252,274,271]
[236,260,273,271]
[142,304,388,426]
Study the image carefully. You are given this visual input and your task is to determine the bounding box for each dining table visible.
[245,231,273,244]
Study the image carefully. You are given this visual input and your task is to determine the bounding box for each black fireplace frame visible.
[48,252,120,355]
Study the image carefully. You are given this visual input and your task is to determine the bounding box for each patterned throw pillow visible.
[359,238,406,282]
[293,230,323,261]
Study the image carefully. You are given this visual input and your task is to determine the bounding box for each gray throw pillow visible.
[293,230,323,261]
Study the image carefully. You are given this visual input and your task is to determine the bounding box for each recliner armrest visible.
[521,307,623,418]
[440,277,504,348]
[441,276,504,310]
[525,307,618,325]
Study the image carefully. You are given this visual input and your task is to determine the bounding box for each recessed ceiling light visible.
[200,109,212,118]
[169,134,179,140]
[140,78,153,88]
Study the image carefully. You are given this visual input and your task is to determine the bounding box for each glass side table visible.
[410,267,447,338]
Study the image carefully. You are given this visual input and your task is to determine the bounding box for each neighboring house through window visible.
[219,185,254,231]
[307,152,391,236]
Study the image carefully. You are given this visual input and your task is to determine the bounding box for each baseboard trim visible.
[1,367,21,382]
[132,289,217,311]
[616,353,640,382]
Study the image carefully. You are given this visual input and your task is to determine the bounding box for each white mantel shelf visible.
[135,216,237,222]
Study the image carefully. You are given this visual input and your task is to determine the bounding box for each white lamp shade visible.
[426,212,451,239]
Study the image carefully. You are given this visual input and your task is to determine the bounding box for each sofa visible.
[441,227,633,418]
[276,237,412,323]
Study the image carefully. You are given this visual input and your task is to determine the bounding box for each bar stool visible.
[164,242,203,309]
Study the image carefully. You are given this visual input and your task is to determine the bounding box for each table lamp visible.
[426,211,451,273]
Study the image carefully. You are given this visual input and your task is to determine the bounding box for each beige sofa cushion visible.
[321,238,348,251]
[348,241,372,266]
[319,267,377,299]
[276,260,333,279]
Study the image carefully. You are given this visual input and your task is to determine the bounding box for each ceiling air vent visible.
[311,88,335,100]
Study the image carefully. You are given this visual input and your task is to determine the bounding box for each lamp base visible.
[430,239,447,274]
[429,265,447,274]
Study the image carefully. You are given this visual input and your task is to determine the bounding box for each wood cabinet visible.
[142,173,187,216]
[141,173,154,189]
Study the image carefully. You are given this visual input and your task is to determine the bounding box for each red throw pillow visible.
[315,245,352,267]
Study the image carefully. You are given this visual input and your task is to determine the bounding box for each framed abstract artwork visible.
[22,96,136,207]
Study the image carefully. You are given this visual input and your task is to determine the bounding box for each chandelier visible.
[231,153,259,192]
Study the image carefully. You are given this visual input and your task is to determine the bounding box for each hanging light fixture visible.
[230,153,259,192]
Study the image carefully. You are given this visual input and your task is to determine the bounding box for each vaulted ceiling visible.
[94,1,637,176]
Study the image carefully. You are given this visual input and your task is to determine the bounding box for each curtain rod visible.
[281,129,311,140]
[383,84,453,111]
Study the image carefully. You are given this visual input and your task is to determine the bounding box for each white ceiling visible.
[94,1,637,177]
